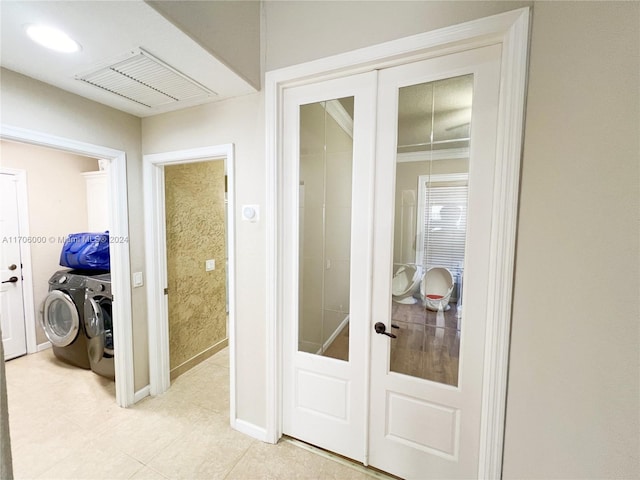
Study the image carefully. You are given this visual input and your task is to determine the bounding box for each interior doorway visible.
[0,124,135,408]
[163,159,229,380]
[267,7,530,480]
[143,144,236,415]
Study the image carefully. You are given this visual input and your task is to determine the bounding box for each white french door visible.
[369,45,502,479]
[283,43,505,479]
[282,72,376,461]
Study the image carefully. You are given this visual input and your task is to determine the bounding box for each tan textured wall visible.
[164,160,227,373]
[0,140,98,345]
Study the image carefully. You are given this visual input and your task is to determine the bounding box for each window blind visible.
[419,183,468,272]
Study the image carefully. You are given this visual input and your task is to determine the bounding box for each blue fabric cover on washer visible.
[59,232,110,271]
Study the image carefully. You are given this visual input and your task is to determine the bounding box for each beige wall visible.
[142,92,266,428]
[0,68,148,390]
[164,160,227,374]
[147,1,261,90]
[503,2,639,477]
[264,1,531,71]
[0,140,99,344]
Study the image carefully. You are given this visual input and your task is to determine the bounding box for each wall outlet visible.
[205,259,215,271]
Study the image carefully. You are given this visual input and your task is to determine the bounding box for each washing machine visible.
[41,270,91,369]
[84,273,114,380]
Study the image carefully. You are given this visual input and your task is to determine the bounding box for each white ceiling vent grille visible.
[76,48,216,109]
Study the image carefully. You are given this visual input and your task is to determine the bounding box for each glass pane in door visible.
[390,75,473,386]
[298,97,354,361]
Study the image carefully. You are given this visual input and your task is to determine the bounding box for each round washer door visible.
[42,290,80,347]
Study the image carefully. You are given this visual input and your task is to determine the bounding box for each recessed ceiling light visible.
[25,24,81,53]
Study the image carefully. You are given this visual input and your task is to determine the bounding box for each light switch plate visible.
[133,271,144,287]
[206,259,215,271]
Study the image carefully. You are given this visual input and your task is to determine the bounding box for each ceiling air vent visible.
[76,48,216,109]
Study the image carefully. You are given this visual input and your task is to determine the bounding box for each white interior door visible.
[282,72,376,461]
[0,173,27,360]
[368,45,502,479]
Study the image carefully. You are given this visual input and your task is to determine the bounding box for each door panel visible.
[0,173,27,360]
[369,45,502,479]
[282,72,376,461]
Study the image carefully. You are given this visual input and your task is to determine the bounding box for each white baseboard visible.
[134,385,150,404]
[232,418,270,443]
[36,342,51,352]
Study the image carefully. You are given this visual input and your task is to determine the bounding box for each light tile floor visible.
[5,347,390,480]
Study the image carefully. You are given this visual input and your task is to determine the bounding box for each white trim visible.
[233,418,270,443]
[477,7,531,478]
[36,341,51,352]
[0,167,37,355]
[397,147,469,163]
[0,124,135,408]
[265,7,530,479]
[134,385,151,403]
[325,100,353,138]
[143,144,238,426]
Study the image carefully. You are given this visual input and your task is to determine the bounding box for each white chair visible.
[391,264,424,304]
[420,267,454,311]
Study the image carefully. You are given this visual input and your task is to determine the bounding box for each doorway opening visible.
[143,144,237,419]
[266,7,530,480]
[0,124,134,408]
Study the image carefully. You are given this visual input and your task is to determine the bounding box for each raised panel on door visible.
[282,72,376,461]
[369,45,502,479]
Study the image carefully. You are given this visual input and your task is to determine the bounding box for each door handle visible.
[374,322,397,338]
[2,276,18,284]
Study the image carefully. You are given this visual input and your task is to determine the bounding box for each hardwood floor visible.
[390,301,460,386]
[322,301,461,386]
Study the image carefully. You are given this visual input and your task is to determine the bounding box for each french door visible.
[282,72,377,461]
[283,44,503,479]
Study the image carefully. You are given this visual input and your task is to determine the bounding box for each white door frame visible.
[265,7,530,478]
[143,144,237,418]
[0,124,135,408]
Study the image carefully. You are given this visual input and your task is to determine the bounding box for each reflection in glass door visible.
[391,75,473,387]
[298,98,354,361]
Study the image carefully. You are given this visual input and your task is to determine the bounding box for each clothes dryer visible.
[41,270,91,369]
[84,273,114,380]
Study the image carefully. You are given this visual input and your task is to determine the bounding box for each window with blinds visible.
[415,174,468,272]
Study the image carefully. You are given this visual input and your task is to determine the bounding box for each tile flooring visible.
[5,347,388,480]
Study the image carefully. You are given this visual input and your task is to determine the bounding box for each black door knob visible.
[374,322,397,338]
[2,276,18,284]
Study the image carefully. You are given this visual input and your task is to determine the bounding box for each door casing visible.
[265,7,530,478]
[143,144,238,428]
[0,124,135,408]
